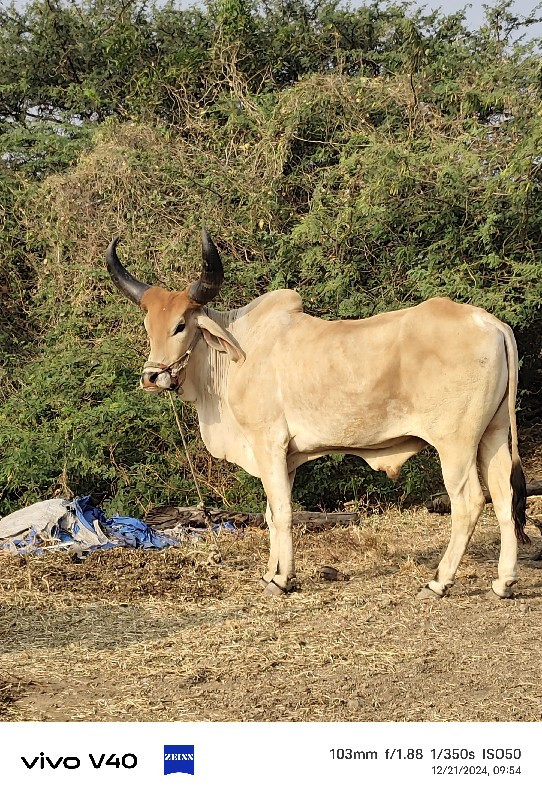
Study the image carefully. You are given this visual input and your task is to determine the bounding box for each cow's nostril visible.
[148,372,159,384]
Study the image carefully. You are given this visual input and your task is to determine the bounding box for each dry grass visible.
[1,502,541,723]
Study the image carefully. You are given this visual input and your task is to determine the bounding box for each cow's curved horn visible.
[106,237,151,306]
[188,229,224,305]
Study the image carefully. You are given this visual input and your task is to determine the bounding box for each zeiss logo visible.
[164,745,194,776]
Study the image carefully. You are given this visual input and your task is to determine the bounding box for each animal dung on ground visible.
[317,565,350,582]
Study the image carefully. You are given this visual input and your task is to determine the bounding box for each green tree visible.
[0,0,540,516]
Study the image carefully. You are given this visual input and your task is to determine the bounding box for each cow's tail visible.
[497,321,529,545]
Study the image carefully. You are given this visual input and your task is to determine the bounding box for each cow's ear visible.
[196,314,245,364]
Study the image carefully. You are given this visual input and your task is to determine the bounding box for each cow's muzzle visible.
[140,330,201,395]
[140,369,174,391]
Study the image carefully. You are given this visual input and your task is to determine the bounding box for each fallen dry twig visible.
[426,481,542,514]
[145,506,360,531]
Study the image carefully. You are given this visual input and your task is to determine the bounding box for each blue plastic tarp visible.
[0,496,184,555]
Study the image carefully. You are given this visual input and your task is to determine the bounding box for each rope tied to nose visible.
[144,327,223,561]
[166,392,223,562]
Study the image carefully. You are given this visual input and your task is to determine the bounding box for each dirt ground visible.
[1,495,541,723]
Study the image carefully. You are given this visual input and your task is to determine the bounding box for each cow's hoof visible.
[486,588,507,602]
[417,585,443,600]
[262,579,286,597]
[490,578,517,599]
[487,583,516,601]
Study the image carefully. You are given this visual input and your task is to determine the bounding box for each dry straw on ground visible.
[1,502,541,723]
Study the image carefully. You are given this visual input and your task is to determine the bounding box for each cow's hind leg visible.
[420,449,485,598]
[478,413,518,598]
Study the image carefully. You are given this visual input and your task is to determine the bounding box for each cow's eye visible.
[174,321,186,335]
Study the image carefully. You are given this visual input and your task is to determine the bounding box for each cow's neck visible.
[182,307,239,404]
[180,306,255,468]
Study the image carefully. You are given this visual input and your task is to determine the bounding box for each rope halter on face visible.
[141,329,202,394]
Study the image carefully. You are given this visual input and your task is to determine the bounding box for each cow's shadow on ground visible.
[0,601,242,656]
[350,536,542,595]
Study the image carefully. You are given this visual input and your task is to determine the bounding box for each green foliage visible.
[0,0,541,516]
[0,122,92,179]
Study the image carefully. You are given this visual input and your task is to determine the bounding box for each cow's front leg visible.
[258,459,296,595]
[263,499,280,585]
